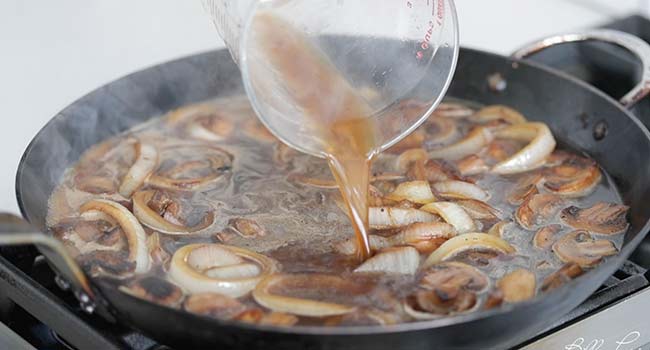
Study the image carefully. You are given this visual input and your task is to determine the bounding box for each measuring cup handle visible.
[511,29,650,109]
[0,213,93,299]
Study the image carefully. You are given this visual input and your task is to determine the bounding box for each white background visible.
[0,0,646,214]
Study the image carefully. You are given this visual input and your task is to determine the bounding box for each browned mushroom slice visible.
[506,173,544,205]
[560,202,629,235]
[483,139,521,164]
[388,132,426,154]
[77,250,135,277]
[228,218,268,237]
[497,269,536,303]
[166,103,235,141]
[533,224,562,249]
[183,292,248,319]
[540,263,583,292]
[422,116,460,146]
[234,309,300,326]
[120,276,184,307]
[515,193,564,230]
[483,289,504,310]
[423,160,463,182]
[456,155,489,176]
[133,190,215,235]
[146,232,171,267]
[405,262,488,318]
[543,155,601,197]
[147,145,233,191]
[552,230,618,268]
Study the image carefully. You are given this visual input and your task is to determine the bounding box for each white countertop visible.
[0,0,644,214]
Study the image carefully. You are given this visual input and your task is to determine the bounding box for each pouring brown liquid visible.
[250,13,380,260]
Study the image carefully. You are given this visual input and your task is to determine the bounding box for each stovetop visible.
[4,14,650,350]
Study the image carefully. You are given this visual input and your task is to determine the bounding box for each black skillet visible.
[4,30,650,349]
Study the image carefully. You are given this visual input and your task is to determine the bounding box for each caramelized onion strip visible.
[492,122,556,174]
[118,142,158,198]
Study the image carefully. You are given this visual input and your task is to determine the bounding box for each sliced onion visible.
[492,122,556,175]
[469,105,527,125]
[394,148,428,172]
[433,102,475,118]
[253,274,361,317]
[369,207,439,229]
[387,222,456,252]
[424,117,460,145]
[385,181,436,204]
[456,155,489,176]
[354,247,420,275]
[429,127,493,161]
[432,181,490,201]
[132,190,215,235]
[169,244,277,297]
[118,142,158,198]
[420,202,476,233]
[335,235,390,255]
[423,233,515,267]
[487,220,512,237]
[454,199,502,221]
[79,199,151,273]
[147,146,232,191]
[205,263,261,279]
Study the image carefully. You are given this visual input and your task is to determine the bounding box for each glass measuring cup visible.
[202,0,459,158]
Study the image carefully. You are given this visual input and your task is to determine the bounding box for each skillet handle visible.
[511,29,650,109]
[0,213,94,301]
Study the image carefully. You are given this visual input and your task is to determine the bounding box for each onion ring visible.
[132,190,215,235]
[420,202,477,233]
[118,142,158,198]
[423,233,515,267]
[429,127,493,161]
[252,274,363,317]
[432,181,490,201]
[169,243,277,297]
[492,122,556,175]
[469,105,527,125]
[79,199,151,273]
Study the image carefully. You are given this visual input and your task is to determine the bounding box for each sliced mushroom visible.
[385,181,436,204]
[120,276,184,307]
[166,103,236,141]
[405,262,488,318]
[423,233,515,267]
[543,155,601,197]
[420,202,477,233]
[540,263,583,292]
[252,274,367,317]
[533,224,562,249]
[432,181,490,201]
[354,246,420,275]
[492,122,556,175]
[133,190,215,235]
[497,269,536,303]
[483,289,504,310]
[183,292,248,319]
[169,244,277,297]
[369,207,439,229]
[515,193,564,230]
[506,173,544,205]
[483,139,521,164]
[422,160,463,182]
[146,231,171,267]
[234,308,300,326]
[560,202,629,235]
[423,117,460,146]
[552,230,618,268]
[228,218,267,237]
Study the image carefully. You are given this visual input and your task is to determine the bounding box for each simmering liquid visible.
[249,13,381,259]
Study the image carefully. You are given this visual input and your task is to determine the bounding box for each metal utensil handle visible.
[0,213,93,297]
[512,29,650,108]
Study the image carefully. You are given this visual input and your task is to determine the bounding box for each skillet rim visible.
[14,46,650,336]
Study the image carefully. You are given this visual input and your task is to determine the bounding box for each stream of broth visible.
[250,13,381,260]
